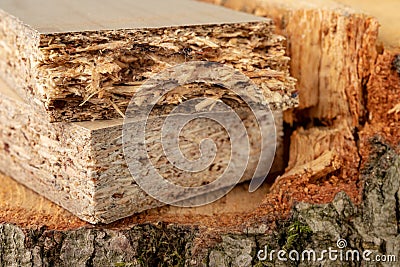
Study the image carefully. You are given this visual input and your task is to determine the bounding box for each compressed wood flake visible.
[0,77,284,224]
[0,0,296,122]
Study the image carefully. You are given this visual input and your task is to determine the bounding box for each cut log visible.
[203,0,379,127]
[203,0,400,219]
[1,142,399,266]
[202,0,381,209]
[0,77,284,224]
[0,172,272,230]
[336,0,400,51]
[339,0,400,152]
[0,171,276,266]
[202,0,399,222]
[0,0,296,122]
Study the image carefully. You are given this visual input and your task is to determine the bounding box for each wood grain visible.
[0,0,265,33]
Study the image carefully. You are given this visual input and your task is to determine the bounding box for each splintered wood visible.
[340,0,400,150]
[204,0,379,127]
[0,0,296,224]
[204,0,398,206]
[0,0,296,122]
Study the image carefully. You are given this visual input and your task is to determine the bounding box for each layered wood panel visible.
[0,0,296,122]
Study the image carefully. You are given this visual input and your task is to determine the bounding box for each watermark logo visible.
[336,238,347,249]
[257,238,397,263]
[122,61,276,207]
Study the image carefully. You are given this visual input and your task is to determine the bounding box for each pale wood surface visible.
[0,173,86,230]
[0,0,266,33]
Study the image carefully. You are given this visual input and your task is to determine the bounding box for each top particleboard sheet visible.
[0,0,267,33]
[0,0,297,122]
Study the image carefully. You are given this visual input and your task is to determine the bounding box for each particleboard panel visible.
[0,77,284,224]
[0,0,267,33]
[0,0,296,122]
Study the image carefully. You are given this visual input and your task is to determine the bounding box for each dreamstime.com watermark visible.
[257,239,397,263]
[122,61,277,207]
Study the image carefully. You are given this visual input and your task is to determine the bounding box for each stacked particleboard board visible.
[0,78,284,223]
[0,0,297,224]
[0,0,296,122]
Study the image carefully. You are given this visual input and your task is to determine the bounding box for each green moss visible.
[282,221,312,251]
[135,224,192,267]
[253,220,313,266]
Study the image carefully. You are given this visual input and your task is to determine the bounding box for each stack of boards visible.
[0,0,297,224]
